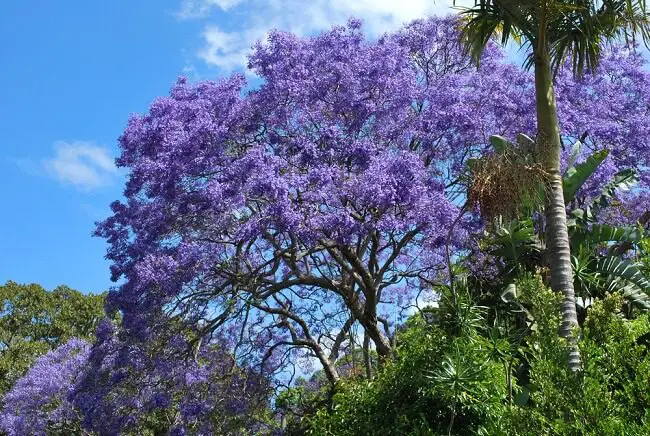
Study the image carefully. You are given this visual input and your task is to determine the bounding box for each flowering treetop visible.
[97,16,650,385]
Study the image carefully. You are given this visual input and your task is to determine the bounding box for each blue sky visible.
[0,0,479,293]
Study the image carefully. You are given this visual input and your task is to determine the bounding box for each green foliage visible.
[306,284,508,435]
[594,256,650,310]
[0,281,106,395]
[640,235,650,274]
[563,149,609,203]
[276,344,381,434]
[275,374,331,435]
[569,168,640,227]
[507,293,650,435]
[570,223,643,251]
[489,218,541,281]
[567,166,650,308]
[301,273,650,435]
[480,161,650,312]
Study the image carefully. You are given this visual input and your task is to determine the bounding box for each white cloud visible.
[42,141,119,191]
[178,0,244,19]
[186,0,474,72]
[197,26,255,71]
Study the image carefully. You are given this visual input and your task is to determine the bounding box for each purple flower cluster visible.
[0,323,271,435]
[71,320,270,435]
[555,44,650,189]
[0,339,89,436]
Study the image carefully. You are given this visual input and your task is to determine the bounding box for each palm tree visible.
[453,0,650,371]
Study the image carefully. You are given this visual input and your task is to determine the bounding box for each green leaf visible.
[590,168,639,215]
[594,257,650,310]
[489,135,512,154]
[563,149,609,203]
[571,224,645,250]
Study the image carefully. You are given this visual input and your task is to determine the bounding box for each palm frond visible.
[571,224,645,254]
[595,256,650,310]
[549,0,650,75]
[454,0,537,64]
[457,1,650,76]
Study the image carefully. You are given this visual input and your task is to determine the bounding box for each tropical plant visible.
[559,140,650,312]
[455,0,650,371]
[477,148,650,320]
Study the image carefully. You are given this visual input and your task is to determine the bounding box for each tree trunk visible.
[534,38,581,372]
[361,316,392,359]
[348,292,392,360]
[319,349,341,385]
[363,332,373,379]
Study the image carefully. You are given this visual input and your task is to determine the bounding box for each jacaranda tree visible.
[96,16,650,388]
[0,322,272,435]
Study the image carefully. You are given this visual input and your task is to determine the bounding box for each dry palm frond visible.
[468,150,547,223]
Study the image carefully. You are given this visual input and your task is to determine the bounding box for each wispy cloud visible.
[41,141,119,191]
[180,0,473,73]
[177,0,244,19]
[198,26,252,72]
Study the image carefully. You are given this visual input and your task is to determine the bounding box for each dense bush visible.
[508,290,650,435]
[306,282,508,435]
[304,276,650,435]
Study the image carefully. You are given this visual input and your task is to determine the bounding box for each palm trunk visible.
[534,37,581,372]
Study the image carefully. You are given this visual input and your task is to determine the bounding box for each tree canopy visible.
[3,14,650,435]
[95,16,650,387]
[0,281,105,394]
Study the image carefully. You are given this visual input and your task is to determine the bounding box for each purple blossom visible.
[95,16,650,389]
[0,339,90,436]
[71,321,271,434]
[1,323,271,435]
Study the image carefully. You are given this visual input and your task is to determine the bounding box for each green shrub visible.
[507,290,650,435]
[306,275,650,435]
[307,285,508,435]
